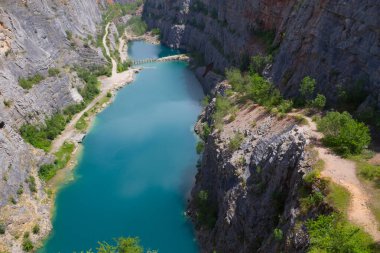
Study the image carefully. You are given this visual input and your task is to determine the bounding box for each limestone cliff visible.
[143,0,380,112]
[0,0,107,251]
[187,76,329,252]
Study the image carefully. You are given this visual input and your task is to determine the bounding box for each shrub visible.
[226,68,245,92]
[228,132,244,152]
[317,111,371,156]
[28,176,37,193]
[106,92,112,98]
[213,95,233,129]
[65,30,73,40]
[273,228,283,241]
[117,60,132,73]
[151,28,160,36]
[278,99,293,113]
[202,123,211,140]
[0,222,5,234]
[22,238,33,252]
[196,190,218,229]
[196,141,205,154]
[311,94,326,110]
[97,237,144,253]
[76,68,100,103]
[201,95,210,107]
[3,100,12,107]
[299,76,316,101]
[17,185,23,196]
[246,74,281,107]
[19,74,44,90]
[127,17,147,36]
[39,164,55,181]
[32,224,40,234]
[48,68,60,77]
[307,214,374,252]
[249,55,272,74]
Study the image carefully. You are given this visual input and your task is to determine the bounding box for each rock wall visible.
[188,78,329,252]
[143,0,380,109]
[0,0,107,251]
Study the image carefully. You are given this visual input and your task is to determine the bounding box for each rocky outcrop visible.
[143,0,380,111]
[0,0,107,251]
[188,90,329,252]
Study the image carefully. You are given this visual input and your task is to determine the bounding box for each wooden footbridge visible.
[132,54,189,65]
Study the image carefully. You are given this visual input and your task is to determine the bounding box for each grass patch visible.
[228,132,244,152]
[307,214,376,253]
[19,74,44,90]
[353,157,380,187]
[39,142,75,182]
[326,181,351,215]
[75,116,88,131]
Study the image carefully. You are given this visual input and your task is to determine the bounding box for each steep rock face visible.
[188,96,325,252]
[143,0,380,109]
[0,0,107,251]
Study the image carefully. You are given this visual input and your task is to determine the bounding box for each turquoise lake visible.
[39,41,203,253]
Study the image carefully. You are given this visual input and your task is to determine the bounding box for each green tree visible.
[226,68,245,92]
[299,76,316,101]
[311,94,326,110]
[97,237,146,253]
[317,111,371,156]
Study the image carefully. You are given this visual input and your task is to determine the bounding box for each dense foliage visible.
[317,111,371,156]
[19,74,44,90]
[127,17,147,36]
[20,114,67,151]
[307,214,375,253]
[39,142,74,181]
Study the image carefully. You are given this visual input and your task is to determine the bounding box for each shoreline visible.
[38,32,160,250]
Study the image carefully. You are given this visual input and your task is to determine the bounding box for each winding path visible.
[50,23,137,153]
[297,115,380,241]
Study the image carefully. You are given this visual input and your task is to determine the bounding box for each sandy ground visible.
[295,114,380,241]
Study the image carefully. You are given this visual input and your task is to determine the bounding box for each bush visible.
[250,55,272,74]
[299,76,316,101]
[226,68,245,92]
[0,222,5,234]
[128,17,147,36]
[273,228,283,241]
[48,68,60,77]
[22,238,33,252]
[28,176,37,193]
[151,28,160,36]
[247,74,281,107]
[195,190,218,229]
[117,60,132,73]
[307,214,375,252]
[317,111,371,156]
[97,237,145,253]
[65,30,73,40]
[32,224,40,234]
[213,95,233,129]
[39,164,55,181]
[228,132,244,152]
[19,74,44,90]
[311,94,326,110]
[76,68,100,103]
[20,113,67,151]
[38,142,75,181]
[196,141,205,154]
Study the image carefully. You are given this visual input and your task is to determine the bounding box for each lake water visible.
[39,41,203,253]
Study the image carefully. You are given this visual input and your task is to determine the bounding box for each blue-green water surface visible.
[39,41,202,253]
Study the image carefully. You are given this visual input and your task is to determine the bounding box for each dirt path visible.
[295,114,380,241]
[50,23,138,153]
